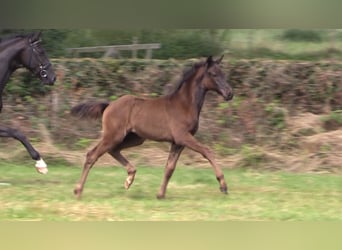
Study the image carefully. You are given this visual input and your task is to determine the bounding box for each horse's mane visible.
[170,60,206,95]
[0,34,30,52]
[0,34,27,44]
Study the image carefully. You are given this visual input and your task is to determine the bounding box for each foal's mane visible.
[170,60,207,95]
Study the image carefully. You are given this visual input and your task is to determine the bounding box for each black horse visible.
[0,31,56,174]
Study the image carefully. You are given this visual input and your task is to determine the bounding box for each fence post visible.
[103,48,117,58]
[50,86,58,130]
[132,37,138,59]
[145,49,152,59]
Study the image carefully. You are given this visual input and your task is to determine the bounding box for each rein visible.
[28,39,51,78]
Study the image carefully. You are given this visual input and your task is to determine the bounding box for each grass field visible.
[0,161,341,221]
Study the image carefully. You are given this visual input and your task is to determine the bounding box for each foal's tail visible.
[71,101,109,120]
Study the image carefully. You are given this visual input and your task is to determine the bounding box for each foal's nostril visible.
[226,92,233,101]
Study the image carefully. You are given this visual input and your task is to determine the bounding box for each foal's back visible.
[103,94,174,141]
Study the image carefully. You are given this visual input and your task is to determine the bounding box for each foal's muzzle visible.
[224,92,234,101]
[221,89,233,101]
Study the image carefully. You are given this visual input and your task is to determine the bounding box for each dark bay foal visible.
[71,55,233,199]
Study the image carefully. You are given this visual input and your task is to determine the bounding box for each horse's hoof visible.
[124,171,136,190]
[74,189,82,199]
[220,187,228,194]
[36,167,48,175]
[156,194,165,199]
[124,177,134,190]
[35,159,48,174]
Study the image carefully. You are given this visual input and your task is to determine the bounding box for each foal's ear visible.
[215,55,224,64]
[206,56,214,68]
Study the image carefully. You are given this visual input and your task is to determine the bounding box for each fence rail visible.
[67,41,161,59]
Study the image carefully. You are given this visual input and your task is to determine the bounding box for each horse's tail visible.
[71,101,109,120]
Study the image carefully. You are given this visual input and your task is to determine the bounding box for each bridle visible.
[27,39,51,79]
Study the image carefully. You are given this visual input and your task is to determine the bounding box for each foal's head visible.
[201,55,233,101]
[19,32,56,85]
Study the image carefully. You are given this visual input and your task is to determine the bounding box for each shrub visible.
[280,29,323,42]
[154,31,223,59]
[265,103,287,130]
[322,110,342,131]
[240,144,265,167]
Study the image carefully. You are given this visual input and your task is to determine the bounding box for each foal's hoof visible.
[124,177,134,190]
[74,189,82,199]
[124,172,136,190]
[220,187,228,195]
[156,194,165,200]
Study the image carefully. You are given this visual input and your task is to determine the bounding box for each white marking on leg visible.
[35,158,48,174]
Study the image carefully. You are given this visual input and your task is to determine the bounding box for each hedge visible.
[3,58,341,151]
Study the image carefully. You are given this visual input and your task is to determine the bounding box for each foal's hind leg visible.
[157,143,184,199]
[109,151,137,190]
[108,133,145,190]
[74,137,116,199]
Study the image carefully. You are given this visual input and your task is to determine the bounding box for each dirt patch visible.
[287,112,323,136]
[286,112,342,173]
[301,130,342,153]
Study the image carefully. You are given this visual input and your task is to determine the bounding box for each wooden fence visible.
[67,39,161,59]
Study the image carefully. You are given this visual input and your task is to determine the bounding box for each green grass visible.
[0,162,341,221]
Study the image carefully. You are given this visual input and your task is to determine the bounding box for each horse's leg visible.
[109,151,136,190]
[74,137,117,199]
[175,133,228,194]
[0,95,3,113]
[157,143,184,199]
[108,133,145,189]
[0,126,47,174]
[0,71,11,113]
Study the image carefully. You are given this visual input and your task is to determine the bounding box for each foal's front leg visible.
[176,133,228,194]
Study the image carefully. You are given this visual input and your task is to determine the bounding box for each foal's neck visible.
[174,70,207,117]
